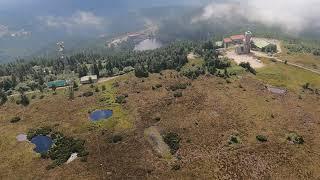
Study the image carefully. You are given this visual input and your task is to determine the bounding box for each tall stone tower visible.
[244,31,252,54]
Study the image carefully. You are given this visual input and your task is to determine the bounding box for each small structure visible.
[230,34,245,44]
[215,41,223,48]
[235,31,252,54]
[223,38,233,48]
[252,38,277,53]
[47,80,67,88]
[80,75,98,84]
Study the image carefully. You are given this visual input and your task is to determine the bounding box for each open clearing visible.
[1,68,320,179]
[257,57,320,92]
[226,51,265,68]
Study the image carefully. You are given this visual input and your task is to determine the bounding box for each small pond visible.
[31,135,53,153]
[90,110,113,122]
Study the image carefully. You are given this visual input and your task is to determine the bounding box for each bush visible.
[174,92,182,98]
[171,164,181,171]
[134,64,149,78]
[169,83,188,91]
[31,95,36,99]
[115,95,126,104]
[182,67,205,79]
[20,94,30,106]
[302,82,311,90]
[25,128,89,169]
[83,91,94,97]
[27,127,52,140]
[0,91,7,105]
[73,81,79,91]
[101,85,106,91]
[10,116,21,123]
[313,49,320,56]
[48,132,88,167]
[123,66,135,73]
[256,135,268,142]
[95,87,100,92]
[109,135,123,143]
[163,132,181,154]
[239,62,256,75]
[228,135,240,144]
[287,132,304,144]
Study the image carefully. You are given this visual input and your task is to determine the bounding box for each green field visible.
[257,58,320,92]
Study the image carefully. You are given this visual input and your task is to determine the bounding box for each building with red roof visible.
[230,34,245,44]
[223,38,232,48]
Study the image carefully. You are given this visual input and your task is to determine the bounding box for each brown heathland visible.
[1,71,320,179]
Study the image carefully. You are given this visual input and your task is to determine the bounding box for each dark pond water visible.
[31,136,53,153]
[90,110,113,121]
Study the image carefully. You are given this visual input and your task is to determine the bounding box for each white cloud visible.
[0,25,9,37]
[194,0,320,33]
[0,25,31,38]
[39,11,105,32]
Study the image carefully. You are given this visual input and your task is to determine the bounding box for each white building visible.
[80,75,98,84]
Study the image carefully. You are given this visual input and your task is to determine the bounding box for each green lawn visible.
[257,60,320,92]
[181,56,205,72]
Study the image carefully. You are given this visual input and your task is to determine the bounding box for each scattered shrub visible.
[228,135,240,144]
[31,95,36,99]
[48,132,88,167]
[27,127,52,140]
[10,116,21,123]
[101,85,106,91]
[174,92,183,98]
[73,81,79,91]
[20,94,30,106]
[95,87,100,92]
[256,135,268,142]
[109,135,123,143]
[26,128,89,169]
[152,84,163,90]
[83,91,94,97]
[39,95,45,99]
[115,95,126,104]
[154,117,161,122]
[182,67,205,79]
[169,83,188,91]
[287,132,304,144]
[163,132,181,154]
[302,82,311,90]
[134,64,149,78]
[112,82,119,87]
[0,91,8,105]
[171,164,181,171]
[90,84,94,88]
[239,62,256,75]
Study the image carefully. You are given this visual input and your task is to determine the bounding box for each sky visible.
[193,0,320,34]
[0,0,319,40]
